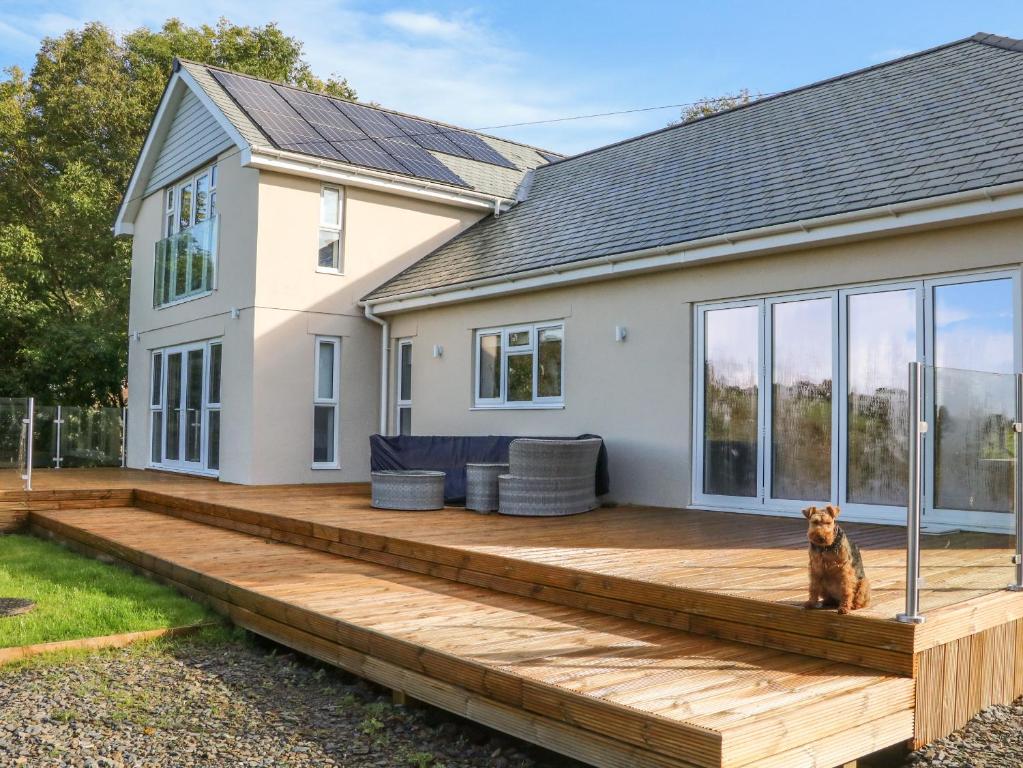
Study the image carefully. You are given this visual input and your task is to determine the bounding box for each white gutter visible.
[362,302,390,435]
[244,147,514,213]
[364,180,1023,314]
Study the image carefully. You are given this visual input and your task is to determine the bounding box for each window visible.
[318,186,344,272]
[149,339,223,475]
[313,337,341,467]
[396,340,412,435]
[150,352,164,464]
[154,164,219,307]
[693,269,1019,530]
[474,322,564,407]
[206,342,222,471]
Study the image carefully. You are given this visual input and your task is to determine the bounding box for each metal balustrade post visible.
[897,362,926,624]
[21,397,33,492]
[53,404,63,469]
[121,407,128,469]
[1010,372,1023,592]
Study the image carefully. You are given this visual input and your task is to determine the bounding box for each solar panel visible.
[445,131,518,168]
[272,86,411,175]
[213,69,470,186]
[385,112,472,158]
[376,138,469,186]
[212,71,347,161]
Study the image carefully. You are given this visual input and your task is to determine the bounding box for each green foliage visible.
[0,19,356,405]
[674,88,758,125]
[0,534,209,648]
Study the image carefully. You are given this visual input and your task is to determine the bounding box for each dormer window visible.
[318,185,344,273]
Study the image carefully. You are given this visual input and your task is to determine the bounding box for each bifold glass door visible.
[694,271,1019,530]
[150,340,222,475]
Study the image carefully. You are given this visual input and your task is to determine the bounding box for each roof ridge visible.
[537,32,1016,172]
[175,58,564,158]
[970,32,1023,52]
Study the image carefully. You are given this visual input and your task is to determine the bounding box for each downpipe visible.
[362,302,390,436]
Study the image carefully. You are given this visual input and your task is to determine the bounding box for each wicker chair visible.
[498,438,602,517]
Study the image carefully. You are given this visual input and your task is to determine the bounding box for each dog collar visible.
[810,525,845,554]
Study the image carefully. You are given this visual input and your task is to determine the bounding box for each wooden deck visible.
[7,468,1023,764]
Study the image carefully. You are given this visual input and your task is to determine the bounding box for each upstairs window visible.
[318,186,344,273]
[154,164,218,307]
[474,322,564,407]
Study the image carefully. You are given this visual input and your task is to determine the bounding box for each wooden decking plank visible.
[32,505,915,768]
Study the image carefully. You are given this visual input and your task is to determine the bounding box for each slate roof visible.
[180,60,561,199]
[365,34,1023,301]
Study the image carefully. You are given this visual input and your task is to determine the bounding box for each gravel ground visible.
[904,698,1023,768]
[0,628,584,768]
[3,627,1021,768]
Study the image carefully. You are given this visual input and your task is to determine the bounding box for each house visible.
[116,59,557,485]
[118,33,1023,533]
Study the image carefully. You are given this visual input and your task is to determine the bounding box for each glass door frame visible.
[691,297,767,510]
[835,281,926,525]
[762,291,840,514]
[923,269,1021,532]
[692,268,1021,532]
[150,338,222,477]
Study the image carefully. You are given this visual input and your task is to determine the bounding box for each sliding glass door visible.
[694,270,1019,530]
[765,294,837,509]
[150,339,222,475]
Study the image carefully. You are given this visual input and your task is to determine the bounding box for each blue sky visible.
[2,1,1022,154]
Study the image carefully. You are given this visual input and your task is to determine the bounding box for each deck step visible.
[31,506,914,768]
[133,489,918,675]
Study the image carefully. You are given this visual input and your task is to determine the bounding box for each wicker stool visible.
[465,463,509,513]
[371,470,446,510]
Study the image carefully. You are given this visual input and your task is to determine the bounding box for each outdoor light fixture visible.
[230,307,240,319]
[615,325,628,343]
[433,344,444,358]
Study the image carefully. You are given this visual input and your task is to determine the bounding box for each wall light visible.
[615,325,628,343]
[433,344,444,358]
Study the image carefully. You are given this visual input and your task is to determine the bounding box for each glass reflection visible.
[933,279,1015,512]
[703,306,759,497]
[771,298,832,501]
[846,289,915,506]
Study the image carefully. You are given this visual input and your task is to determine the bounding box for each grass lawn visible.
[0,534,209,648]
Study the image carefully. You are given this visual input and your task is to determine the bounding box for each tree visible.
[0,19,356,406]
[674,88,758,125]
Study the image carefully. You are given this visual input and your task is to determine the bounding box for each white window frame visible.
[149,350,164,466]
[205,341,223,472]
[472,321,565,409]
[691,267,1021,532]
[165,163,218,237]
[312,336,341,469]
[317,185,345,275]
[156,163,219,308]
[148,338,223,478]
[395,339,413,435]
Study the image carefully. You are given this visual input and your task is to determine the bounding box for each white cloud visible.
[0,0,645,154]
[380,10,474,41]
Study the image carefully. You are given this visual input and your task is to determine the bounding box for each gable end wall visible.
[145,88,233,195]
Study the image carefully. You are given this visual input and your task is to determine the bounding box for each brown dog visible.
[802,505,870,614]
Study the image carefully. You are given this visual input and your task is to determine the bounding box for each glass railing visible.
[901,363,1022,620]
[0,400,125,489]
[0,398,31,474]
[35,406,125,469]
[154,216,218,307]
